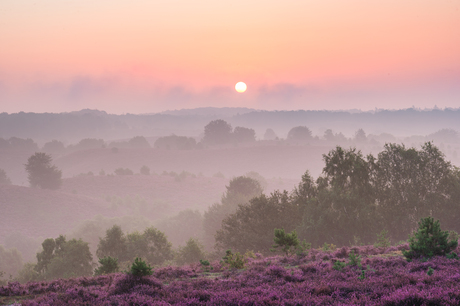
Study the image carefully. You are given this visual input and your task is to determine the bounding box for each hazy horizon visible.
[1,0,459,114]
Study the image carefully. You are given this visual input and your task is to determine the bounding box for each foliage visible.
[24,152,62,189]
[233,126,256,143]
[0,245,23,280]
[5,246,460,305]
[114,167,134,175]
[271,228,300,256]
[35,235,93,280]
[0,169,12,185]
[203,176,262,249]
[140,165,150,175]
[41,140,65,154]
[94,256,119,276]
[215,191,302,254]
[221,249,245,269]
[263,128,277,140]
[154,134,196,150]
[203,119,233,145]
[347,250,362,268]
[128,136,151,148]
[354,128,367,143]
[175,238,206,266]
[287,126,312,141]
[155,210,203,247]
[97,225,128,262]
[199,259,212,272]
[129,258,153,277]
[332,260,346,271]
[427,266,434,276]
[403,217,458,260]
[374,229,391,248]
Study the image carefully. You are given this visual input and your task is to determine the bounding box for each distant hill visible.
[1,108,460,144]
[0,185,117,243]
[159,107,257,117]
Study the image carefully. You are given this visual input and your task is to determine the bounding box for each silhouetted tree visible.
[287,126,312,141]
[203,176,263,249]
[354,129,367,143]
[175,238,206,265]
[203,120,232,145]
[36,235,92,280]
[42,140,65,154]
[129,136,151,148]
[0,169,12,185]
[154,135,196,150]
[25,152,62,189]
[97,225,128,262]
[233,126,256,143]
[263,128,277,140]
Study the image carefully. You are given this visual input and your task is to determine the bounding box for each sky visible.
[1,0,459,114]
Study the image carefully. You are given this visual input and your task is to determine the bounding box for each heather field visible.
[2,244,460,305]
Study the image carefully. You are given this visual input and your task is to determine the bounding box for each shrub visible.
[222,250,245,269]
[94,256,119,276]
[402,217,458,260]
[114,168,134,175]
[140,166,150,175]
[347,250,362,268]
[333,260,346,271]
[374,229,391,248]
[427,266,434,276]
[271,228,299,256]
[129,258,153,277]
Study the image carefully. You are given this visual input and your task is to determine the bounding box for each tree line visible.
[213,142,460,253]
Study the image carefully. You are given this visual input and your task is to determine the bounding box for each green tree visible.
[203,176,263,250]
[374,142,454,241]
[125,227,173,266]
[25,152,62,189]
[271,229,300,256]
[35,235,93,279]
[94,256,119,275]
[298,147,377,247]
[97,225,128,262]
[215,191,302,254]
[175,238,206,265]
[403,217,458,260]
[203,119,232,145]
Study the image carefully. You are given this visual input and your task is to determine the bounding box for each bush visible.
[94,256,119,276]
[114,168,134,175]
[402,217,458,260]
[333,260,346,271]
[129,258,153,277]
[347,250,362,268]
[374,229,391,248]
[222,250,245,269]
[271,228,299,256]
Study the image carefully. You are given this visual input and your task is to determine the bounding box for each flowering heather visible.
[1,244,459,305]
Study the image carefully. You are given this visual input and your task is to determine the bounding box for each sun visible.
[235,82,247,93]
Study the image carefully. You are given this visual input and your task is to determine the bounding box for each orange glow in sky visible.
[1,0,459,113]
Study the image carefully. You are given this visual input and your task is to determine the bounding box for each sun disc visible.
[235,82,247,93]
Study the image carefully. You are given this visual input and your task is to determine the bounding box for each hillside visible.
[1,244,460,305]
[0,185,118,243]
[53,145,332,181]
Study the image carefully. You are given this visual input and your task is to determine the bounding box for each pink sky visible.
[1,0,459,114]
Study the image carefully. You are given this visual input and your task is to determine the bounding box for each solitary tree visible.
[287,126,312,141]
[0,169,12,185]
[233,126,256,143]
[25,152,62,189]
[203,119,232,145]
